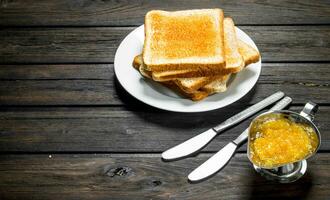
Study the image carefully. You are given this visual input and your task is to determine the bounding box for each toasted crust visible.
[143,17,256,81]
[134,55,218,93]
[174,76,217,93]
[136,38,259,81]
[143,9,225,71]
[162,82,209,101]
[139,65,152,78]
[238,40,260,66]
[134,62,227,101]
[133,55,143,70]
[201,75,230,93]
[132,60,210,101]
[151,68,231,81]
[223,18,244,73]
[134,36,260,83]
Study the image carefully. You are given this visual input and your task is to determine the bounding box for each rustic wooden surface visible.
[0,154,329,200]
[0,0,329,199]
[1,0,329,26]
[0,106,329,153]
[1,26,330,63]
[0,63,329,105]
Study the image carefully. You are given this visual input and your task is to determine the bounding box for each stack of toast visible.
[132,9,260,101]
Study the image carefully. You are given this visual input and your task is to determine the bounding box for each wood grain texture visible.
[0,106,328,152]
[0,26,329,64]
[0,1,329,199]
[0,63,329,105]
[1,63,329,82]
[0,153,329,200]
[1,0,330,26]
[0,64,112,80]
[0,27,130,64]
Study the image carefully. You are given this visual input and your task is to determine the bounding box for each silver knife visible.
[161,91,285,160]
[188,96,292,182]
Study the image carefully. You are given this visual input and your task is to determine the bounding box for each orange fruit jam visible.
[249,114,318,168]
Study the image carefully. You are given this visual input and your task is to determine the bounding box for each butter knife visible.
[162,91,285,160]
[188,96,292,182]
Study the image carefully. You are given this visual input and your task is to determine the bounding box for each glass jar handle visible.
[300,101,318,121]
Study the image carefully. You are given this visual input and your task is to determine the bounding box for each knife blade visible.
[162,91,285,160]
[188,96,292,182]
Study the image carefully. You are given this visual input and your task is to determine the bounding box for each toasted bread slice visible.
[238,40,260,65]
[134,55,216,93]
[133,59,209,101]
[135,38,259,82]
[133,58,230,101]
[133,55,152,78]
[149,16,252,81]
[223,18,244,73]
[151,39,259,81]
[143,9,225,71]
[139,65,152,79]
[174,76,217,93]
[201,75,230,93]
[133,35,259,93]
[132,54,143,70]
[151,67,230,81]
[200,32,260,93]
[162,81,209,101]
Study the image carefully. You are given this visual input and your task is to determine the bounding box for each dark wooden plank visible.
[1,80,329,105]
[0,64,111,80]
[1,63,329,82]
[0,27,130,64]
[0,63,329,105]
[0,80,119,105]
[1,0,329,26]
[0,106,328,152]
[0,153,329,200]
[0,26,329,64]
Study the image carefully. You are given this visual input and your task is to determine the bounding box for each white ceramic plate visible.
[114,25,261,112]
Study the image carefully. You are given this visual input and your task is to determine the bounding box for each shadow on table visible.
[114,75,258,116]
[114,76,264,137]
[114,73,258,111]
[247,171,313,200]
[114,75,262,153]
[114,76,157,111]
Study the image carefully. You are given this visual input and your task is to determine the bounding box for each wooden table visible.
[0,1,329,199]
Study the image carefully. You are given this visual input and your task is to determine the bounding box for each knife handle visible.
[269,96,292,111]
[213,91,284,132]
